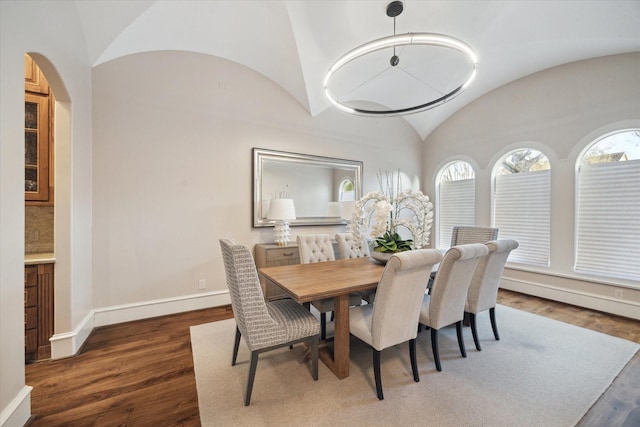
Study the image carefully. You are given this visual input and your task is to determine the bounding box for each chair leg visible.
[232,327,241,366]
[490,307,500,341]
[456,321,467,358]
[430,328,442,372]
[373,349,383,400]
[320,312,327,340]
[468,312,482,351]
[245,352,259,406]
[409,339,419,383]
[311,336,319,381]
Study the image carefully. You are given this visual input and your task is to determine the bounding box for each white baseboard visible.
[0,386,32,427]
[500,276,640,320]
[50,290,231,359]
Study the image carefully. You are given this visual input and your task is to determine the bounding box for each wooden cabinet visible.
[24,263,54,362]
[254,244,300,300]
[24,53,54,205]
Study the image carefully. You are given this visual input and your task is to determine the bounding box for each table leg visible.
[318,294,350,379]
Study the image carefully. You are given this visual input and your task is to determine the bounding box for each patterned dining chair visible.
[297,234,362,340]
[450,226,499,246]
[465,239,519,351]
[335,232,375,303]
[219,238,320,406]
[350,249,443,399]
[419,243,489,371]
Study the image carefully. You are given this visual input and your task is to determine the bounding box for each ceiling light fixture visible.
[324,1,478,117]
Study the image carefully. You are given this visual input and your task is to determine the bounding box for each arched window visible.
[493,148,550,266]
[339,178,355,202]
[437,161,475,249]
[575,129,640,281]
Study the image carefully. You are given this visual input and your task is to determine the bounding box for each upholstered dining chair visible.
[427,226,498,292]
[465,239,519,351]
[450,226,499,246]
[296,234,362,340]
[350,249,443,400]
[219,238,320,406]
[335,232,376,303]
[419,243,489,371]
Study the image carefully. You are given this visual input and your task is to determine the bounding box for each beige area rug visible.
[190,305,639,426]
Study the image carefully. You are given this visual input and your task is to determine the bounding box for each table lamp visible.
[267,198,296,246]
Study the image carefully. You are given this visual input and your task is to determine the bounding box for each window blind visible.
[494,170,550,266]
[438,179,475,249]
[575,159,640,281]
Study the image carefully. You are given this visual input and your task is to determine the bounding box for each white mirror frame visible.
[253,148,363,227]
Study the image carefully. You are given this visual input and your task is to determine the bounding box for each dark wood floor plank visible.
[25,292,638,426]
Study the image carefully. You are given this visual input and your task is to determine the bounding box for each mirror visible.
[253,148,363,227]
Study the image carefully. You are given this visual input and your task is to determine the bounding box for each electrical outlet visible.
[198,279,206,290]
[614,289,623,299]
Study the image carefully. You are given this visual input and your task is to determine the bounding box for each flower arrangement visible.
[348,170,434,253]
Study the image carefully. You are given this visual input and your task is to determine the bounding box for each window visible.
[437,161,475,249]
[339,178,355,202]
[575,130,640,281]
[493,149,550,266]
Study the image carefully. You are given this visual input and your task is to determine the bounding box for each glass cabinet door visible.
[24,93,49,201]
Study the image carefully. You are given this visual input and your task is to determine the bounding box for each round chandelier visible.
[323,1,478,117]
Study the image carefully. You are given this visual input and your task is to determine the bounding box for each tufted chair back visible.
[297,234,336,263]
[335,232,370,259]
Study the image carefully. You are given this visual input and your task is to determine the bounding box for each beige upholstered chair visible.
[219,239,320,406]
[450,226,499,246]
[465,239,519,351]
[296,234,362,340]
[350,249,443,399]
[335,232,375,303]
[419,243,489,371]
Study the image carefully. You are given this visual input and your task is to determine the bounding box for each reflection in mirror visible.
[253,148,363,227]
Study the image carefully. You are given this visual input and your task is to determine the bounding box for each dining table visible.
[258,256,385,379]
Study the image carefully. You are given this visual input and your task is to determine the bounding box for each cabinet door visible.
[25,93,50,202]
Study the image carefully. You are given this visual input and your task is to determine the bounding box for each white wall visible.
[0,2,94,426]
[91,50,422,311]
[422,53,640,317]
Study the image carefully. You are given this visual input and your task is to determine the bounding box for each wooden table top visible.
[258,257,385,303]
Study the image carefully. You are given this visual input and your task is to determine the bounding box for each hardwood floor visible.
[25,290,638,426]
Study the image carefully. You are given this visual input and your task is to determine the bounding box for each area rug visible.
[190,305,638,426]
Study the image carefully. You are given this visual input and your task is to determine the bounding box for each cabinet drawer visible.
[25,329,38,353]
[25,306,37,329]
[266,248,299,263]
[25,286,37,307]
[25,265,37,286]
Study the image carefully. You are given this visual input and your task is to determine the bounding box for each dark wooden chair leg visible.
[232,327,241,366]
[373,350,383,400]
[245,352,259,406]
[311,336,319,381]
[320,312,327,340]
[468,312,482,351]
[430,328,442,372]
[490,307,500,340]
[409,339,419,382]
[456,321,467,358]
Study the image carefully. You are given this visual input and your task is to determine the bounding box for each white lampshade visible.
[267,198,296,220]
[340,201,356,220]
[325,201,341,217]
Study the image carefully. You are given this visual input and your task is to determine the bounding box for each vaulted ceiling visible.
[75,0,640,140]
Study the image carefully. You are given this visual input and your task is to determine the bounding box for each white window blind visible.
[575,159,640,281]
[494,170,550,266]
[438,179,475,249]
